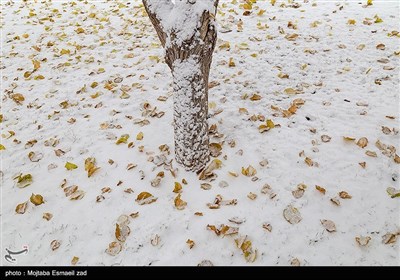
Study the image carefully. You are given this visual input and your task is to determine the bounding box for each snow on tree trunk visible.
[142,0,218,172]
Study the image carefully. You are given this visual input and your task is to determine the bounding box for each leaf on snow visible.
[283,205,302,224]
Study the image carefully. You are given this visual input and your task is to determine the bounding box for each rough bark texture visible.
[143,0,218,172]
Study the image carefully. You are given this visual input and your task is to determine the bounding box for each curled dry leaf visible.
[386,187,400,198]
[235,235,257,263]
[201,183,212,190]
[365,150,377,157]
[15,201,28,214]
[247,192,257,200]
[117,214,130,226]
[381,126,391,135]
[355,236,371,246]
[129,212,139,219]
[30,193,44,206]
[106,241,122,256]
[69,190,85,200]
[136,192,157,205]
[229,217,246,224]
[321,219,336,232]
[359,162,366,168]
[150,171,164,187]
[291,258,301,266]
[115,223,131,242]
[262,223,272,232]
[339,191,352,199]
[186,239,195,249]
[394,154,400,164]
[357,137,368,148]
[51,240,61,251]
[151,234,160,246]
[28,151,43,162]
[174,194,187,210]
[241,165,257,177]
[330,197,341,206]
[64,185,78,196]
[315,185,326,194]
[84,157,100,177]
[14,173,33,188]
[283,205,302,224]
[382,233,397,244]
[321,135,331,143]
[199,159,222,180]
[209,143,222,157]
[43,212,53,221]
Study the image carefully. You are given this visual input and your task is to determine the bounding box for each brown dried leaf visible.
[339,191,352,199]
[321,219,336,232]
[241,165,257,177]
[43,212,53,221]
[51,240,61,251]
[186,239,195,249]
[173,182,182,193]
[365,150,377,157]
[174,194,187,210]
[355,236,371,246]
[15,201,28,214]
[315,185,326,194]
[115,223,131,242]
[71,256,79,265]
[136,192,157,205]
[357,137,368,148]
[283,205,302,224]
[382,233,397,244]
[106,241,122,256]
[321,135,331,143]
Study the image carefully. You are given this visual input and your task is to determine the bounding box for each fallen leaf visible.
[173,182,182,193]
[315,185,326,195]
[116,134,129,145]
[15,201,28,214]
[355,236,371,246]
[235,235,257,263]
[386,187,400,198]
[321,219,336,232]
[330,197,341,206]
[357,137,368,148]
[382,233,397,244]
[304,157,313,166]
[51,240,61,251]
[14,173,33,188]
[321,135,331,143]
[283,205,302,224]
[69,190,85,200]
[65,162,78,170]
[71,257,79,265]
[339,191,352,199]
[365,150,377,157]
[174,194,187,210]
[84,157,100,177]
[241,165,257,177]
[43,212,53,221]
[262,223,272,232]
[136,132,144,140]
[209,143,222,157]
[151,234,160,246]
[186,239,195,249]
[136,192,157,205]
[30,193,44,206]
[115,223,131,242]
[105,241,122,256]
[199,159,222,180]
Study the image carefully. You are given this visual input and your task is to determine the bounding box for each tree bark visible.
[143,0,218,172]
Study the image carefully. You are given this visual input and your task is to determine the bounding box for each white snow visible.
[1,0,399,266]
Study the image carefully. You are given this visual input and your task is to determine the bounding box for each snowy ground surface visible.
[1,0,399,266]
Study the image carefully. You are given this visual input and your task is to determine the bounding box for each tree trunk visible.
[143,0,218,172]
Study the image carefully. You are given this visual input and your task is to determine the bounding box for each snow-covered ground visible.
[1,0,399,266]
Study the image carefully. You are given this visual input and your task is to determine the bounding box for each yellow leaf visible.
[32,60,40,70]
[11,93,25,104]
[136,192,157,205]
[173,182,182,193]
[136,132,144,140]
[315,185,326,195]
[339,191,352,199]
[0,144,5,150]
[257,9,266,16]
[347,19,356,25]
[367,0,373,5]
[30,193,44,206]
[250,94,261,101]
[14,173,33,188]
[84,157,100,177]
[266,119,275,129]
[241,165,257,177]
[90,82,98,88]
[75,27,85,34]
[219,42,230,50]
[304,157,313,166]
[60,49,70,55]
[374,15,383,23]
[71,256,79,265]
[228,58,235,67]
[65,162,78,170]
[174,194,187,210]
[271,0,277,6]
[116,134,129,145]
[343,136,356,141]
